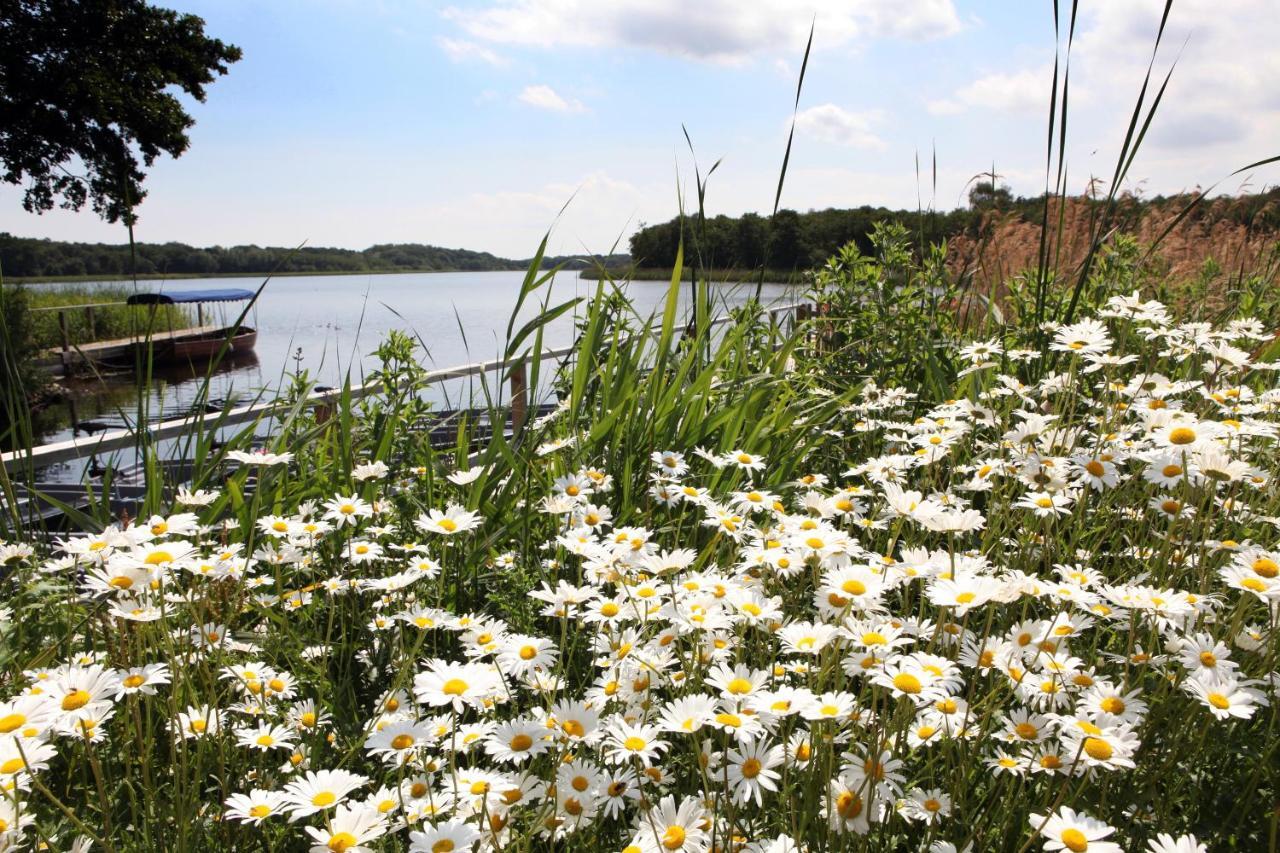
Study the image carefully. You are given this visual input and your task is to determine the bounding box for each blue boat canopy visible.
[127,288,256,305]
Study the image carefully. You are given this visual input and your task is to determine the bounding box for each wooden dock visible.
[39,325,222,375]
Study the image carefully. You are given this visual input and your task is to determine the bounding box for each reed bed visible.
[11,284,193,350]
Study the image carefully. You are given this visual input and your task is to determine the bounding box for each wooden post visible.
[58,309,71,369]
[85,305,96,340]
[197,303,204,327]
[795,303,813,351]
[509,359,528,436]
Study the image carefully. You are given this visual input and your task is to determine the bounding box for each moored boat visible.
[126,288,258,365]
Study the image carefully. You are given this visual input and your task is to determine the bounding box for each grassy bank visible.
[14,284,193,350]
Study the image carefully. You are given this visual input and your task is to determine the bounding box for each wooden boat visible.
[126,288,258,366]
[167,325,258,360]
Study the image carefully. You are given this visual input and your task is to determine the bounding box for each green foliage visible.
[629,205,974,273]
[626,188,1280,280]
[0,282,50,442]
[0,0,241,223]
[0,232,630,279]
[801,222,962,402]
[14,283,192,349]
[968,179,1014,211]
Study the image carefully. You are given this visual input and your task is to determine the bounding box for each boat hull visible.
[136,326,258,365]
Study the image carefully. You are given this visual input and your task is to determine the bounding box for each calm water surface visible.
[35,271,794,475]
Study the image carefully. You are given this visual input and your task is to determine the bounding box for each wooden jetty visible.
[38,325,226,375]
[34,288,258,376]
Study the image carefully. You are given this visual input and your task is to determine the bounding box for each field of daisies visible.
[0,268,1278,853]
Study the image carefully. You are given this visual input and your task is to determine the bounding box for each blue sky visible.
[2,0,1276,258]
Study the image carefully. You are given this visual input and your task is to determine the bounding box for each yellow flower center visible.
[1252,558,1278,578]
[623,736,647,751]
[1060,828,1089,852]
[836,791,863,819]
[1207,692,1230,710]
[1168,427,1196,445]
[328,833,358,852]
[892,673,922,694]
[311,791,336,807]
[1083,737,1112,761]
[391,734,415,750]
[61,690,91,711]
[509,734,533,751]
[442,679,468,696]
[662,825,687,850]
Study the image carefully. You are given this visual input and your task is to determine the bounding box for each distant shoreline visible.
[2,267,534,285]
[7,266,809,286]
[578,267,806,283]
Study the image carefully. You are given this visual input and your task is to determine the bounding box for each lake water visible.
[33,271,795,477]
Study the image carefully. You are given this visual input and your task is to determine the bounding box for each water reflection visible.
[60,349,263,437]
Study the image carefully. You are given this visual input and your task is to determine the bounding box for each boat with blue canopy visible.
[125,288,257,305]
[125,288,258,363]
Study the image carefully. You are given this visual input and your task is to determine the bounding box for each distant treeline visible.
[626,185,1280,272]
[0,233,629,280]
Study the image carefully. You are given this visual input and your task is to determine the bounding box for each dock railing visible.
[4,300,812,472]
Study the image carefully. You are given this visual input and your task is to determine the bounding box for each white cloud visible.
[928,65,1052,116]
[442,0,961,64]
[794,104,886,150]
[923,1,1280,199]
[517,84,587,113]
[1071,0,1280,159]
[437,36,508,66]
